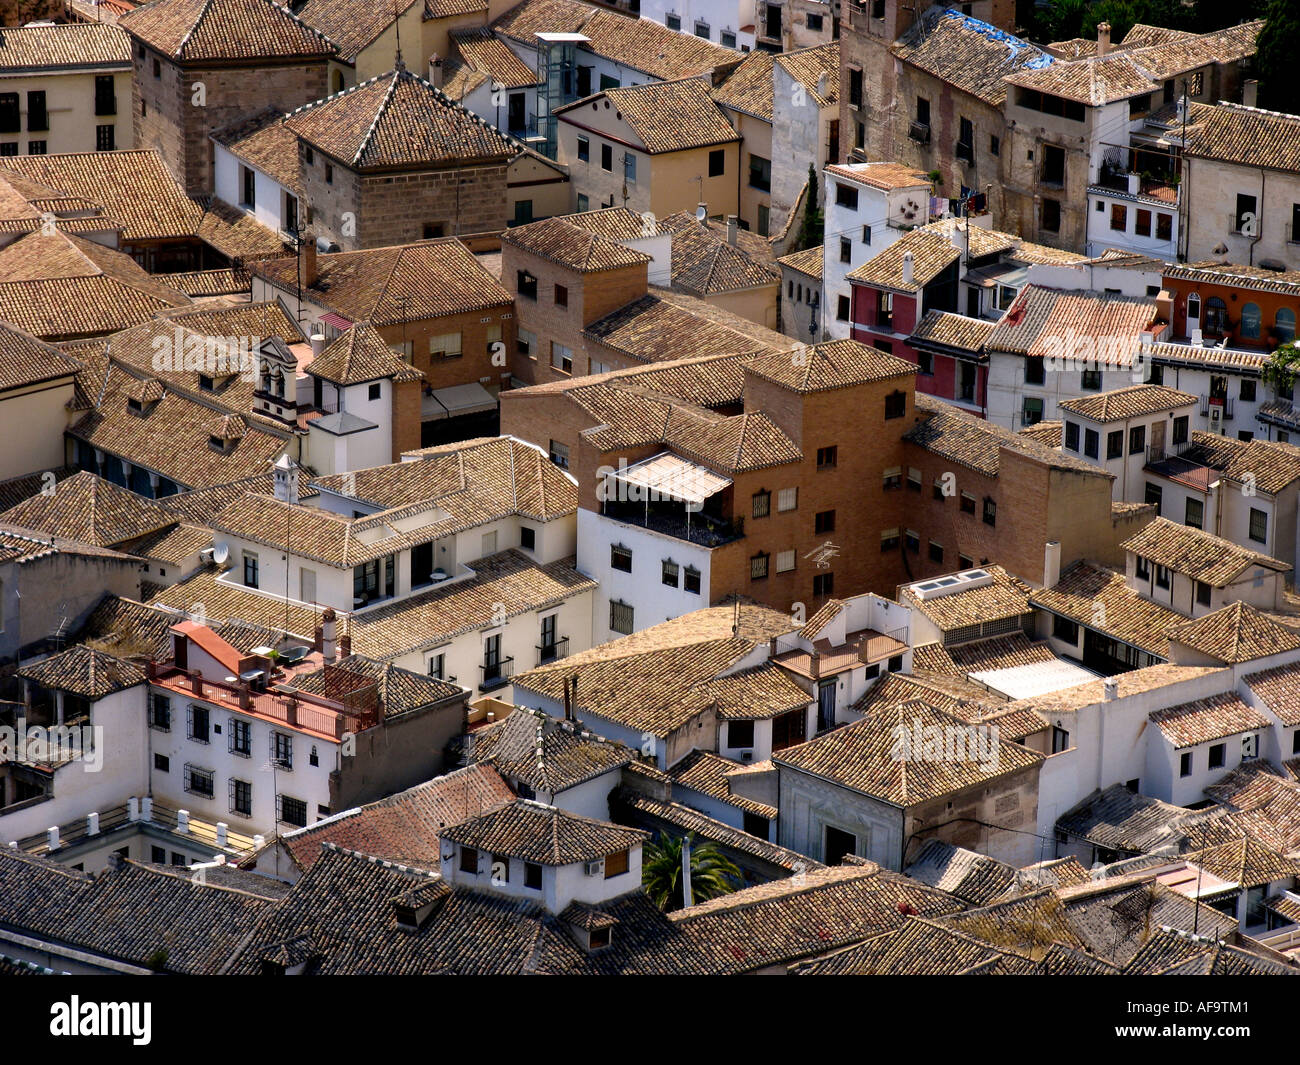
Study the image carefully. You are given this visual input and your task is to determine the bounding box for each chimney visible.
[273,453,299,505]
[47,826,59,851]
[321,606,337,662]
[1097,21,1111,57]
[1043,540,1061,588]
[238,683,251,710]
[127,797,139,821]
[1103,676,1118,701]
[902,250,915,287]
[1243,79,1258,108]
[302,235,318,288]
[816,72,827,99]
[339,633,352,658]
[310,333,325,359]
[1191,328,1203,348]
[141,796,152,821]
[428,54,444,89]
[948,224,968,259]
[810,650,821,679]
[176,809,190,834]
[190,670,204,696]
[87,812,100,836]
[768,635,778,660]
[726,215,738,245]
[563,675,571,720]
[106,849,124,871]
[216,822,229,847]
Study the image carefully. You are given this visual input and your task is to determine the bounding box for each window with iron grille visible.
[683,567,701,594]
[188,704,210,743]
[611,544,632,572]
[1250,508,1268,544]
[750,552,769,580]
[229,778,252,817]
[278,794,307,827]
[95,124,115,151]
[982,498,996,526]
[610,599,634,635]
[752,489,770,518]
[271,731,293,769]
[662,559,679,587]
[184,764,214,798]
[229,718,251,757]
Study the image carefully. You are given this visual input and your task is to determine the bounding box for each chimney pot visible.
[301,235,318,288]
[177,809,190,834]
[87,812,100,836]
[1103,677,1118,701]
[726,215,738,245]
[322,610,337,662]
[1097,21,1111,57]
[141,796,153,822]
[47,826,59,851]
[216,822,229,847]
[902,250,915,286]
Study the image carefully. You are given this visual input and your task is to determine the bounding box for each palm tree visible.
[642,833,742,911]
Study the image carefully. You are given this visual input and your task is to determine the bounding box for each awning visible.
[611,452,732,505]
[320,312,353,332]
[423,382,499,421]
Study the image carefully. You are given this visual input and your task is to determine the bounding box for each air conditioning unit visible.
[739,749,754,762]
[584,859,605,877]
[908,121,930,145]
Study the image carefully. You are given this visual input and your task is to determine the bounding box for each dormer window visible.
[588,927,611,949]
[198,374,215,391]
[210,434,231,452]
[524,862,542,890]
[127,398,144,414]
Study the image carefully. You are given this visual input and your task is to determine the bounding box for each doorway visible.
[824,825,856,865]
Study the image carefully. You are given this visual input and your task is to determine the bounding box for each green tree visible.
[642,833,741,911]
[796,163,823,252]
[1257,0,1300,116]
[1263,341,1300,399]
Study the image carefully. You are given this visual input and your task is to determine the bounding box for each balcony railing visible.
[536,637,569,667]
[1200,395,1234,419]
[908,121,930,145]
[480,657,514,692]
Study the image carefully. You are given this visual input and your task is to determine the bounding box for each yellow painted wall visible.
[0,378,76,482]
[0,69,132,154]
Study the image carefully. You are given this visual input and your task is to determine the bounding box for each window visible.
[623,153,636,183]
[94,75,115,116]
[1064,421,1080,451]
[683,566,701,594]
[989,133,1000,156]
[554,283,568,309]
[752,489,770,518]
[839,237,851,264]
[1235,192,1256,234]
[325,162,334,184]
[1081,368,1102,391]
[184,765,214,798]
[1241,378,1259,402]
[918,351,933,375]
[708,149,725,177]
[1135,554,1150,581]
[815,510,835,534]
[835,183,858,210]
[1110,204,1127,232]
[1053,615,1079,643]
[1107,430,1123,460]
[230,718,251,757]
[524,861,543,889]
[517,327,536,359]
[1196,580,1212,607]
[816,446,837,469]
[272,731,293,769]
[1135,209,1151,238]
[1084,428,1099,459]
[813,572,833,597]
[365,382,381,403]
[777,487,797,511]
[904,529,919,554]
[721,29,738,47]
[915,96,930,126]
[459,846,480,874]
[1052,727,1070,754]
[26,140,45,155]
[188,704,210,744]
[1171,415,1189,446]
[152,57,161,78]
[1021,396,1045,426]
[518,525,535,553]
[230,778,252,817]
[928,540,944,564]
[243,552,259,588]
[871,0,884,16]
[837,294,850,322]
[1156,213,1172,242]
[1041,198,1061,233]
[982,498,996,526]
[805,12,823,30]
[1024,359,1045,386]
[960,492,976,515]
[1179,751,1192,778]
[750,552,769,580]
[1185,497,1204,530]
[26,91,46,132]
[548,439,569,469]
[880,527,900,551]
[695,19,710,38]
[611,544,632,572]
[1208,743,1225,770]
[150,693,171,731]
[956,116,973,161]
[776,549,795,572]
[907,466,922,492]
[1237,300,1263,340]
[1155,563,1170,590]
[95,124,115,151]
[610,599,634,635]
[1129,425,1146,455]
[1249,507,1268,544]
[883,467,901,490]
[577,135,589,162]
[749,154,771,192]
[666,12,681,29]
[550,342,573,374]
[517,270,537,300]
[848,67,863,108]
[154,753,169,772]
[1275,311,1296,345]
[662,559,679,587]
[601,143,612,171]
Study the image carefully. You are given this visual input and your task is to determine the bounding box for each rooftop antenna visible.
[393,0,405,71]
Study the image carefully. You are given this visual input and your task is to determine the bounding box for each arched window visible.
[1276,308,1296,344]
[1241,302,1262,339]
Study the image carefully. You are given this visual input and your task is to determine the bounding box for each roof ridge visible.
[354,70,404,167]
[175,0,217,59]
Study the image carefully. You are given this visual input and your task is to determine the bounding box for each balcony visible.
[602,499,744,548]
[480,657,514,692]
[536,636,569,667]
[1200,394,1234,420]
[908,121,930,145]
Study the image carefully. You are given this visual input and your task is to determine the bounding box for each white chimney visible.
[321,607,338,663]
[726,215,738,245]
[1043,540,1061,588]
[310,333,325,358]
[141,796,152,821]
[216,822,229,847]
[1103,676,1118,701]
[1097,21,1111,57]
[128,796,139,821]
[87,812,100,836]
[177,809,190,834]
[902,250,915,286]
[273,453,299,505]
[1191,328,1203,348]
[253,834,266,850]
[47,826,59,851]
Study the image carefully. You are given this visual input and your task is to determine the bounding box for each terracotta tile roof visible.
[1122,927,1296,975]
[702,664,810,721]
[17,644,146,698]
[0,319,82,391]
[119,0,337,63]
[252,238,511,322]
[776,696,1041,805]
[777,244,822,280]
[743,338,914,393]
[1058,384,1195,423]
[710,49,774,121]
[564,206,657,242]
[210,107,303,195]
[308,322,423,385]
[1177,100,1300,172]
[0,22,131,71]
[561,77,738,154]
[1017,420,1062,446]
[773,43,837,106]
[1181,837,1300,888]
[0,523,136,567]
[442,26,538,94]
[906,393,1110,478]
[898,564,1033,631]
[904,838,1018,904]
[584,296,777,363]
[295,0,420,64]
[668,750,777,818]
[1121,517,1288,585]
[670,864,963,973]
[1056,784,1194,855]
[987,285,1156,362]
[1168,603,1300,664]
[824,161,930,190]
[463,706,633,793]
[149,565,340,641]
[442,797,647,865]
[291,653,463,717]
[1164,259,1300,297]
[165,267,250,297]
[501,215,651,272]
[1030,561,1183,657]
[908,310,996,353]
[943,632,1062,673]
[1243,662,1300,726]
[1202,761,1300,851]
[492,0,732,82]
[892,8,1050,108]
[1148,340,1265,373]
[350,551,594,659]
[1178,430,1300,495]
[847,227,961,294]
[284,68,516,169]
[1148,692,1271,747]
[657,212,777,295]
[0,471,175,546]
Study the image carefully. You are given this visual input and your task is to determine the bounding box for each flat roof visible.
[970,658,1101,700]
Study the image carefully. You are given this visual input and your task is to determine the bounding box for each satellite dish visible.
[212,543,230,565]
[695,204,707,223]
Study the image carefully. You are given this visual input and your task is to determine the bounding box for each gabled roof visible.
[17,644,147,698]
[1168,602,1300,664]
[658,212,777,295]
[1148,692,1272,748]
[464,706,633,794]
[119,0,337,63]
[0,470,177,547]
[501,215,651,273]
[1058,384,1196,423]
[442,26,538,96]
[283,67,516,169]
[1244,661,1300,726]
[0,319,82,391]
[441,798,647,866]
[987,285,1157,363]
[558,77,739,154]
[0,22,131,71]
[1056,784,1193,855]
[743,338,914,393]
[1177,100,1300,172]
[1121,516,1288,586]
[1030,561,1183,657]
[908,310,996,354]
[308,323,423,386]
[295,0,421,64]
